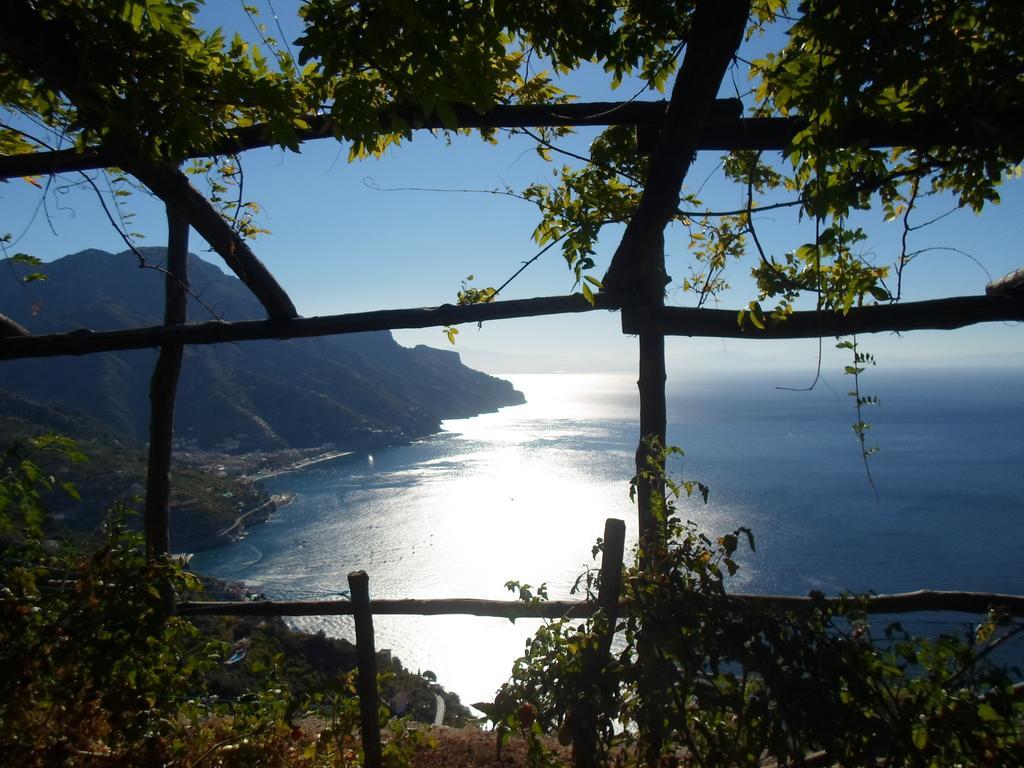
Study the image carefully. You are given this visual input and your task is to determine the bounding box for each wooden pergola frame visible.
[5,2,1024,763]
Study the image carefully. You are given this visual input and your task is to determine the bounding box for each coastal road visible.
[433,694,445,726]
[216,494,291,538]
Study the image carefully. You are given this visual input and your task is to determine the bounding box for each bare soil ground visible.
[407,725,572,768]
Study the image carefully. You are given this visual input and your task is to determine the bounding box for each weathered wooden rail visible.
[177,587,1024,621]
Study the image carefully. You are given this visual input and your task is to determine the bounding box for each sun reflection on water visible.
[195,373,660,707]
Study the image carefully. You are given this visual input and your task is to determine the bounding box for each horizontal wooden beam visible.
[176,588,1024,619]
[2,293,1021,361]
[3,101,1022,181]
[178,597,594,620]
[0,100,735,180]
[0,293,633,360]
[622,295,1024,339]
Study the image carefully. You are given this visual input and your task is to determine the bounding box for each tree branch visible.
[144,205,189,558]
[0,100,743,180]
[0,313,30,338]
[987,267,1024,297]
[0,293,629,359]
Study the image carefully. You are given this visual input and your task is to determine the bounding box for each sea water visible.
[190,369,1024,707]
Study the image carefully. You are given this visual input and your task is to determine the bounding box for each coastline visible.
[184,389,530,553]
[184,442,402,552]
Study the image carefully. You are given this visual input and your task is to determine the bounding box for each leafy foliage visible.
[751,0,1024,212]
[0,433,85,536]
[1,500,215,763]
[1,1,316,162]
[0,443,449,766]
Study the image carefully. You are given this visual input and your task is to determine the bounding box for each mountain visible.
[0,248,524,452]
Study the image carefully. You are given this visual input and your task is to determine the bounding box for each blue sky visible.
[3,1,1022,376]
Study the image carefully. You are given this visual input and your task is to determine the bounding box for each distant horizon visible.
[445,339,1024,377]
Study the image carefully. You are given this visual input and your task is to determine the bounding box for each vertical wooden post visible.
[574,518,627,768]
[348,570,382,768]
[144,202,188,559]
[635,331,667,552]
[595,518,626,656]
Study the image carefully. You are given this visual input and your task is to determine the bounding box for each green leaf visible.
[795,243,818,263]
[911,722,928,751]
[748,301,766,330]
[581,282,595,305]
[977,702,1001,722]
[869,286,890,301]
